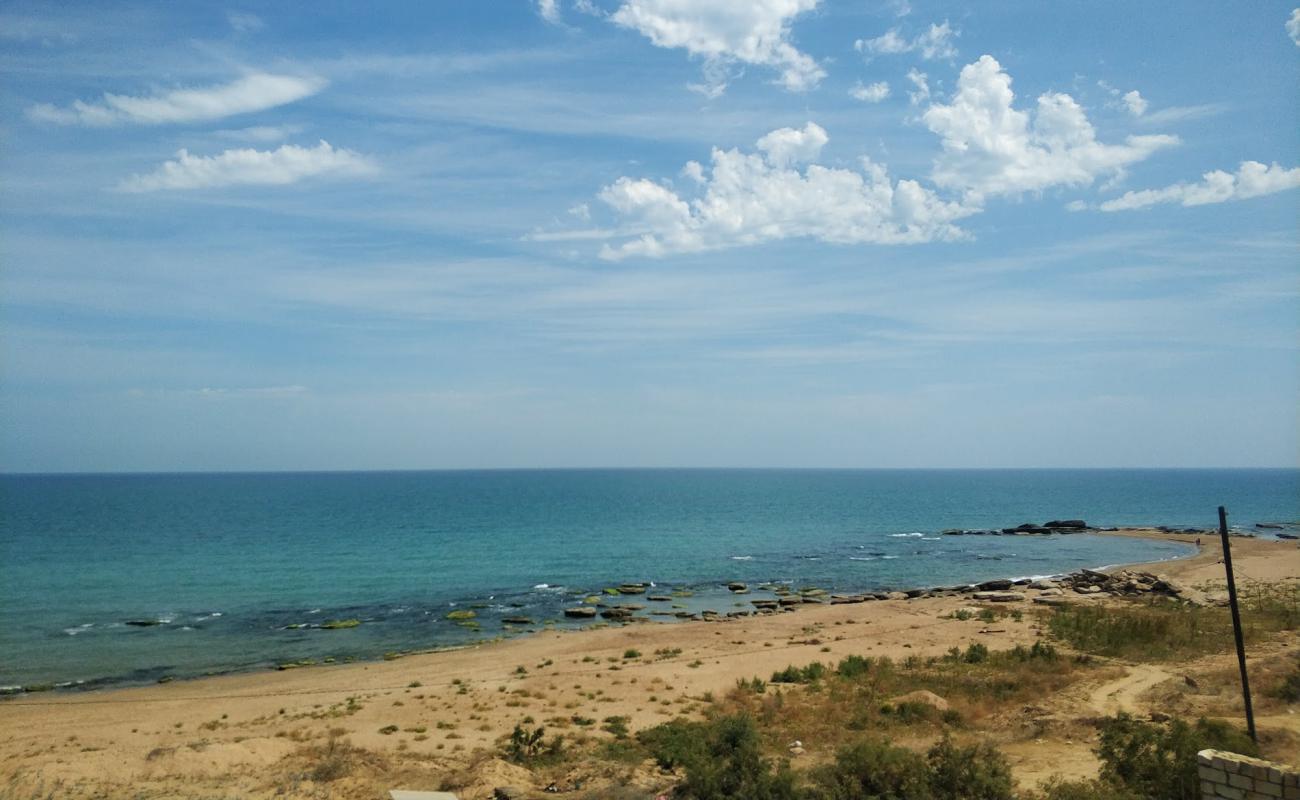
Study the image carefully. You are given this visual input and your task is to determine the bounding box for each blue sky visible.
[2,0,1297,471]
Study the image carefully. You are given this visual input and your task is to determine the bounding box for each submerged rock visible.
[563,607,597,619]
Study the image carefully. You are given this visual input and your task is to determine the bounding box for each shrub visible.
[1096,713,1257,800]
[673,715,800,800]
[962,643,989,664]
[624,649,642,659]
[638,718,709,771]
[771,662,827,684]
[504,724,565,765]
[926,735,1014,800]
[806,738,932,800]
[836,655,872,678]
[1271,658,1300,702]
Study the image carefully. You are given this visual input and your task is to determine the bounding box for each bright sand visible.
[2,529,1297,798]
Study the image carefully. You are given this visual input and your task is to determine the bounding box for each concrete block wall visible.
[1198,748,1300,800]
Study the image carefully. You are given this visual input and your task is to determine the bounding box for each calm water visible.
[2,469,1296,690]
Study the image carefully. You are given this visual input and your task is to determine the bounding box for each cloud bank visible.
[1099,161,1300,211]
[28,72,325,126]
[118,140,375,192]
[593,122,974,260]
[608,0,825,96]
[922,56,1178,199]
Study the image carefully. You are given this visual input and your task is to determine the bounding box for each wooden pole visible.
[1219,505,1256,743]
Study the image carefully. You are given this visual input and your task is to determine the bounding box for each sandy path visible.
[1085,663,1174,716]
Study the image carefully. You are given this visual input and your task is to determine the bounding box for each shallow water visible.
[2,468,1295,689]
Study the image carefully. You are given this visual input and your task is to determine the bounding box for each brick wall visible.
[1198,748,1300,799]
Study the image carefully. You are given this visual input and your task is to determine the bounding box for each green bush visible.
[806,738,932,800]
[1096,713,1257,800]
[638,718,709,771]
[963,643,990,664]
[836,654,873,678]
[771,662,828,684]
[646,715,799,800]
[504,724,565,765]
[1271,658,1300,702]
[925,735,1014,800]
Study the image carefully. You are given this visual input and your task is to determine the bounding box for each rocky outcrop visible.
[563,607,598,619]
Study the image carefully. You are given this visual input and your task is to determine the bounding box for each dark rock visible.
[502,616,534,625]
[563,607,597,619]
[124,619,164,627]
[495,787,527,800]
[904,588,928,598]
[1045,520,1088,529]
[976,579,1013,591]
[647,595,673,602]
[727,582,748,592]
[600,607,635,620]
[617,584,646,594]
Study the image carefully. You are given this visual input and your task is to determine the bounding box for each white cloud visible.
[1099,161,1300,211]
[1121,89,1147,117]
[537,0,563,24]
[118,140,376,192]
[855,20,957,60]
[906,68,929,104]
[27,72,325,126]
[593,122,975,259]
[226,11,264,33]
[608,0,825,95]
[1288,8,1300,46]
[850,80,890,102]
[922,56,1178,199]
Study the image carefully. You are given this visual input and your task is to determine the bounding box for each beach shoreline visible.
[3,526,1202,697]
[2,527,1296,798]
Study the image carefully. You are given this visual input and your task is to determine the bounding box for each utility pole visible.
[1219,505,1256,743]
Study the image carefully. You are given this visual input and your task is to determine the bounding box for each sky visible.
[1,1,1298,472]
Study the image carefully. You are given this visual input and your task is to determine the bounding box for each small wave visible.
[890,532,924,538]
[881,555,899,560]
[63,623,94,636]
[532,584,565,592]
[729,555,754,561]
[179,626,194,631]
[848,556,876,561]
[921,536,942,541]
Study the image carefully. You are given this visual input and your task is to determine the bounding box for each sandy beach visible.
[3,528,1297,799]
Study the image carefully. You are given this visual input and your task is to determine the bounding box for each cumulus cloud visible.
[1098,161,1300,211]
[608,0,825,95]
[27,72,325,126]
[592,122,975,259]
[850,80,890,102]
[537,0,563,24]
[118,140,376,192]
[922,56,1178,199]
[1288,8,1300,45]
[855,20,957,60]
[1121,89,1147,117]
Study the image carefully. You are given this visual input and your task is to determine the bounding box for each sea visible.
[2,468,1297,693]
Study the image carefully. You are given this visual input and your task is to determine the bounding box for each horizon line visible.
[4,465,1299,478]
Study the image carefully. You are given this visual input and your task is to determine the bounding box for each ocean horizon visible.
[4,467,1297,692]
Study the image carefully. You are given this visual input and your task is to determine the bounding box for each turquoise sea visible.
[2,469,1297,691]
